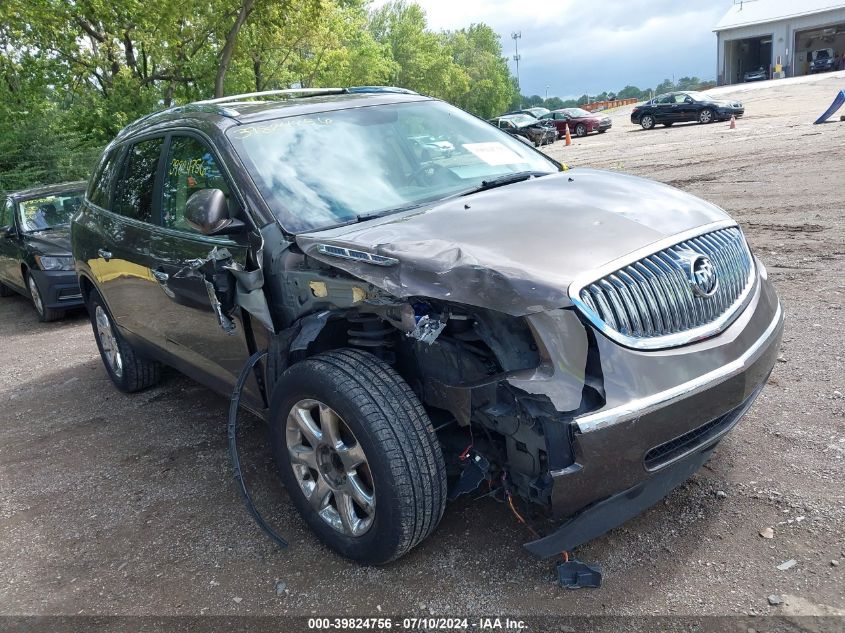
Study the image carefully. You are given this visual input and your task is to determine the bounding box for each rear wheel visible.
[88,291,161,392]
[269,349,447,565]
[575,123,587,137]
[640,114,655,130]
[26,272,63,322]
[698,108,714,124]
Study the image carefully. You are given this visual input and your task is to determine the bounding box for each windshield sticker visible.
[462,142,526,166]
[231,117,333,140]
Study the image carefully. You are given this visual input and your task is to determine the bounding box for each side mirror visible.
[0,225,16,238]
[184,189,245,236]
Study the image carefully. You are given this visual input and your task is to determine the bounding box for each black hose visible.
[228,348,288,549]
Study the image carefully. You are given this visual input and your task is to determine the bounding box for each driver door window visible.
[161,136,234,233]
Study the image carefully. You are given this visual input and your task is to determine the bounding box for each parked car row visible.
[0,86,781,570]
[491,106,613,143]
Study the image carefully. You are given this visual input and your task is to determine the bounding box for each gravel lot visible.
[1,74,843,620]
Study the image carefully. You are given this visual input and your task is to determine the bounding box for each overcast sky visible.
[371,0,730,97]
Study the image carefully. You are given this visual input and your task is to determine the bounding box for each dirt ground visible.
[1,74,844,620]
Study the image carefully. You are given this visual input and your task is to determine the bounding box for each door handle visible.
[97,248,112,261]
[152,269,169,283]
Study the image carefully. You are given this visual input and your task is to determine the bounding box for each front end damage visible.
[209,176,783,560]
[227,215,779,559]
[232,223,782,560]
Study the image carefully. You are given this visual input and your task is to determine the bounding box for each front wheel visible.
[88,291,161,392]
[698,108,714,124]
[640,114,655,130]
[26,272,63,322]
[269,349,447,565]
[575,123,587,137]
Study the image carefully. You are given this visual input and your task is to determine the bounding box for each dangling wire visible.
[228,349,288,549]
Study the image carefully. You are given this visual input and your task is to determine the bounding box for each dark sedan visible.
[631,91,744,130]
[0,182,86,321]
[540,108,612,137]
[490,113,556,146]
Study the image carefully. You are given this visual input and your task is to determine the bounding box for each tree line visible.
[0,0,517,192]
[0,0,716,193]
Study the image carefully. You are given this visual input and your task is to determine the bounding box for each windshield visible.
[524,108,550,118]
[504,114,538,128]
[685,91,711,102]
[814,49,831,59]
[228,100,557,233]
[17,192,83,232]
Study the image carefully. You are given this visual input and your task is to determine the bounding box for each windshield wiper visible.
[356,200,431,222]
[460,171,549,196]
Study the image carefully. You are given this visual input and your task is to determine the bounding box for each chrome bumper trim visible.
[573,302,782,434]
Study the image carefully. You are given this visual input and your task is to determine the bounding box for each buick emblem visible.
[687,253,718,298]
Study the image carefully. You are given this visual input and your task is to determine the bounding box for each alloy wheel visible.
[699,109,713,123]
[27,275,44,316]
[641,115,654,130]
[95,305,123,378]
[286,399,375,537]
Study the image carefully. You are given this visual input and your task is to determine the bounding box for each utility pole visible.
[545,85,549,101]
[511,31,522,101]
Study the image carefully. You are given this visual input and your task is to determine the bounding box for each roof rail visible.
[194,88,346,105]
[194,86,419,106]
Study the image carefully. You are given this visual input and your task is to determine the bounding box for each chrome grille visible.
[573,226,755,349]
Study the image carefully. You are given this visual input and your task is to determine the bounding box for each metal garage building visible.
[715,0,845,85]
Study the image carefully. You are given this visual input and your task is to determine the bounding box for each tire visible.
[0,282,13,297]
[640,114,655,130]
[88,290,161,392]
[698,108,714,124]
[26,271,63,322]
[269,348,447,565]
[575,123,587,137]
[663,122,674,127]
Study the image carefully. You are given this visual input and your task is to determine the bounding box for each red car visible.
[540,108,612,138]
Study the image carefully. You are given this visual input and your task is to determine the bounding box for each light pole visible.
[545,85,549,101]
[511,31,522,100]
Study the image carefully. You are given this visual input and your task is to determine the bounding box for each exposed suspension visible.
[347,313,395,362]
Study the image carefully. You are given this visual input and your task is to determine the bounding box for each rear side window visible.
[161,135,233,233]
[112,137,163,222]
[88,147,123,208]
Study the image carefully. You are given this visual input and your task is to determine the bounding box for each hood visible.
[24,227,72,255]
[296,169,732,316]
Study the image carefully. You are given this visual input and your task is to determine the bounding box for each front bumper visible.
[515,272,782,557]
[29,269,83,309]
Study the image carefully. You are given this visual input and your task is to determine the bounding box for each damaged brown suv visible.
[71,87,783,565]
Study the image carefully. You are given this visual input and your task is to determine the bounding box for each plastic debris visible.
[776,559,797,571]
[556,558,603,589]
[814,90,845,124]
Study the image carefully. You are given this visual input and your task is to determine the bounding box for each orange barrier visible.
[582,98,639,112]
[564,123,571,146]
